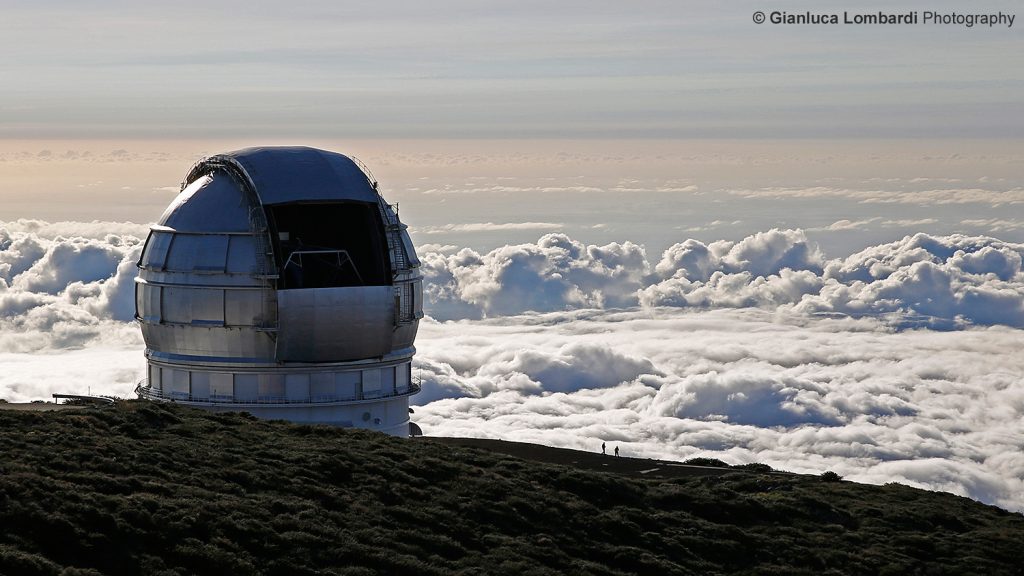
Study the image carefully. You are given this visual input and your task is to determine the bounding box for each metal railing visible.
[52,394,116,405]
[283,249,364,285]
[135,378,421,406]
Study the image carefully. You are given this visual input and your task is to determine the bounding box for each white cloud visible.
[639,269,825,310]
[793,234,1024,327]
[0,220,145,352]
[418,222,564,234]
[731,186,1024,206]
[0,229,47,281]
[678,219,742,233]
[810,218,943,232]
[416,243,459,254]
[881,218,938,228]
[416,178,699,197]
[810,218,880,232]
[0,219,150,239]
[421,185,606,196]
[960,218,1024,232]
[0,346,144,402]
[10,236,134,295]
[422,233,649,318]
[422,229,1024,329]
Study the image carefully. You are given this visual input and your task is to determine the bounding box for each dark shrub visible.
[733,463,774,473]
[684,457,730,468]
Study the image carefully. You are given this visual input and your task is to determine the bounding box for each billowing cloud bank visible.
[0,220,148,401]
[0,220,147,352]
[423,229,1024,328]
[3,220,1023,511]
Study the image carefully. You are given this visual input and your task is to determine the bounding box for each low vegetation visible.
[1,401,1021,575]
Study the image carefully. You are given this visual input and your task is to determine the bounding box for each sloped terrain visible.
[0,401,1020,575]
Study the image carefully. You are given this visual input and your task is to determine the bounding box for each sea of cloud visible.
[421,228,1024,328]
[413,310,1024,511]
[2,219,1022,511]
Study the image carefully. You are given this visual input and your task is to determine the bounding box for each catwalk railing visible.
[135,379,421,405]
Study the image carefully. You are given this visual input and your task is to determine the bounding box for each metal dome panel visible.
[157,174,252,233]
[191,146,380,206]
[276,286,395,362]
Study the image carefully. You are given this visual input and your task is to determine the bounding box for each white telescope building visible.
[135,147,422,436]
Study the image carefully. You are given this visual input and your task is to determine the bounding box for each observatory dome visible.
[135,147,422,436]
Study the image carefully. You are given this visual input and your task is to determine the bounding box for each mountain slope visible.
[0,401,1020,575]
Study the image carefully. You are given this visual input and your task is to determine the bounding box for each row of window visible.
[136,283,264,326]
[141,229,419,276]
[136,281,420,327]
[140,231,259,274]
[148,363,413,403]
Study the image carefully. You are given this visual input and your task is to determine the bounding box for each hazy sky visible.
[2,0,1022,139]
[3,138,1022,259]
[3,0,1022,254]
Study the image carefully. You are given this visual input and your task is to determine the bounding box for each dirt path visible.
[0,402,79,412]
[420,436,738,479]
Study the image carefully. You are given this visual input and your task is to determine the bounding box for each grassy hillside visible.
[0,401,1020,576]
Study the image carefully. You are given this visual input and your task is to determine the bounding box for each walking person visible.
[602,442,606,455]
[614,446,619,457]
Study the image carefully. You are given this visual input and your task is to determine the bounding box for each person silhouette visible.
[614,446,619,457]
[602,442,606,455]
